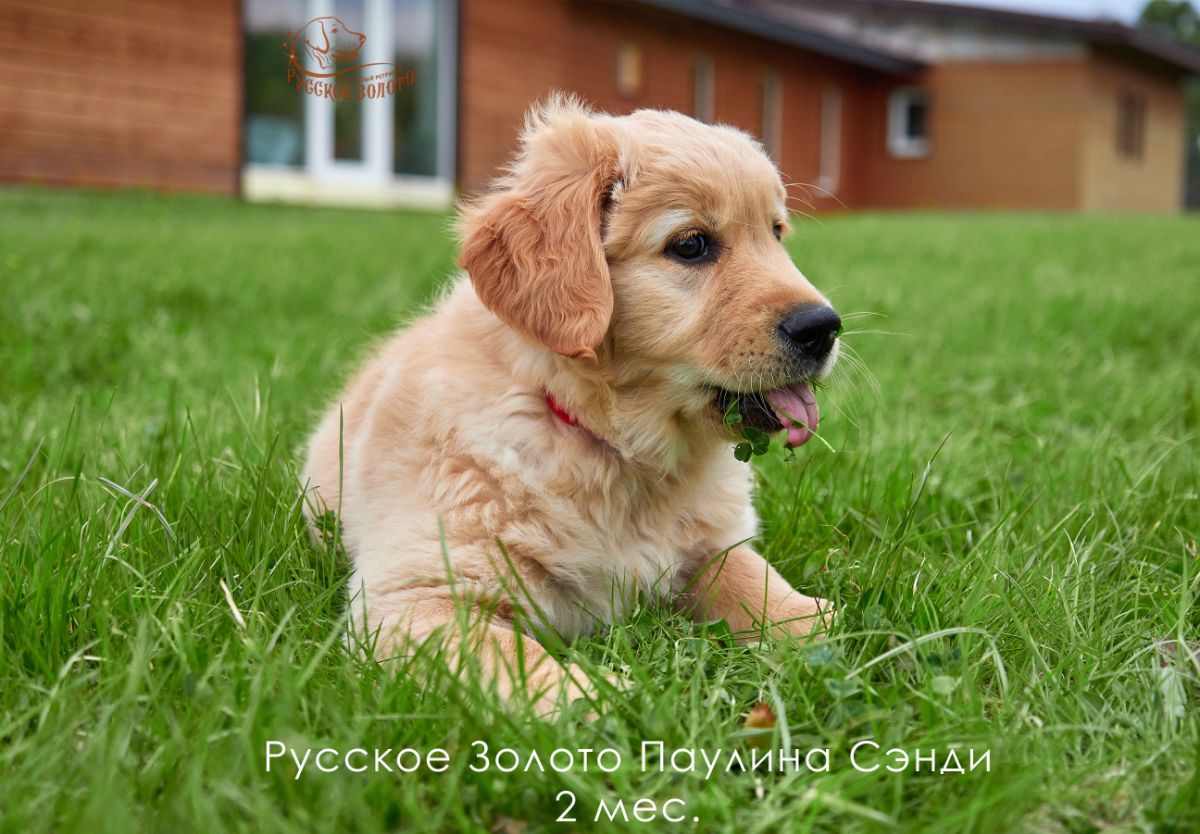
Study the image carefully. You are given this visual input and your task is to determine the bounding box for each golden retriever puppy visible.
[303,95,841,714]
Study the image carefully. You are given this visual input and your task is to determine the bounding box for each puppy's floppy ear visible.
[458,96,620,360]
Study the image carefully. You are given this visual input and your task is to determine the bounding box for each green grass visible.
[1,186,1198,833]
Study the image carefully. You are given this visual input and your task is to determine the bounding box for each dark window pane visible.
[333,0,365,162]
[244,0,306,167]
[906,98,927,141]
[1116,92,1146,160]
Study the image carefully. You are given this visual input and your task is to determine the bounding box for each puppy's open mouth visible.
[715,382,820,448]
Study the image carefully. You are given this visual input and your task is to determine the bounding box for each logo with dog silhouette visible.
[284,17,414,99]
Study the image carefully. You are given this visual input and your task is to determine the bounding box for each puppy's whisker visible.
[784,193,817,211]
[786,179,850,212]
[784,206,822,226]
[830,343,881,405]
[841,329,913,338]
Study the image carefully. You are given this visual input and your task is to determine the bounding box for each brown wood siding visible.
[1080,48,1185,212]
[0,0,241,194]
[564,2,878,211]
[457,0,877,210]
[858,61,1090,210]
[457,0,571,196]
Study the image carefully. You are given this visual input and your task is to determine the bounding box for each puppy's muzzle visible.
[778,304,841,365]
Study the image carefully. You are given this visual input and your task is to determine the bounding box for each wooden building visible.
[1,0,1197,212]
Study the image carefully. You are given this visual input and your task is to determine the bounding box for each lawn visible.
[1,186,1197,833]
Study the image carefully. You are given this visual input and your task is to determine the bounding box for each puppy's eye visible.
[772,222,783,241]
[668,232,711,263]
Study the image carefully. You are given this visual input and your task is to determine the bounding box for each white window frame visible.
[243,0,457,209]
[302,0,393,184]
[887,87,930,159]
[818,87,841,195]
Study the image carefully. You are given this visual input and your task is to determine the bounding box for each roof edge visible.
[808,0,1200,75]
[631,0,924,74]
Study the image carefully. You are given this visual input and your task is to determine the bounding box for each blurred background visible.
[0,0,1198,212]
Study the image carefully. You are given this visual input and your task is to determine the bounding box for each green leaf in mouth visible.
[725,394,772,461]
[722,396,743,429]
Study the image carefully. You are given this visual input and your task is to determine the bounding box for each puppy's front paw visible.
[772,594,834,639]
[528,663,625,721]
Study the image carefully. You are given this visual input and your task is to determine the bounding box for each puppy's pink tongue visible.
[765,383,819,448]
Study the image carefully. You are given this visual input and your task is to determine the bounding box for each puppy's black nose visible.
[779,304,841,361]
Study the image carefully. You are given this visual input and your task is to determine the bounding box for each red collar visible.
[545,392,614,451]
[544,392,578,426]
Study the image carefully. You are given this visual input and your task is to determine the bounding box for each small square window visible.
[761,72,782,162]
[887,88,930,158]
[819,87,842,195]
[693,57,714,123]
[1116,91,1146,160]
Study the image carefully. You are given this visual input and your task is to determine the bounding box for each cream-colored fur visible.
[303,96,837,715]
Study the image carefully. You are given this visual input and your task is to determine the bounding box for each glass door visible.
[303,0,394,185]
[243,0,455,203]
